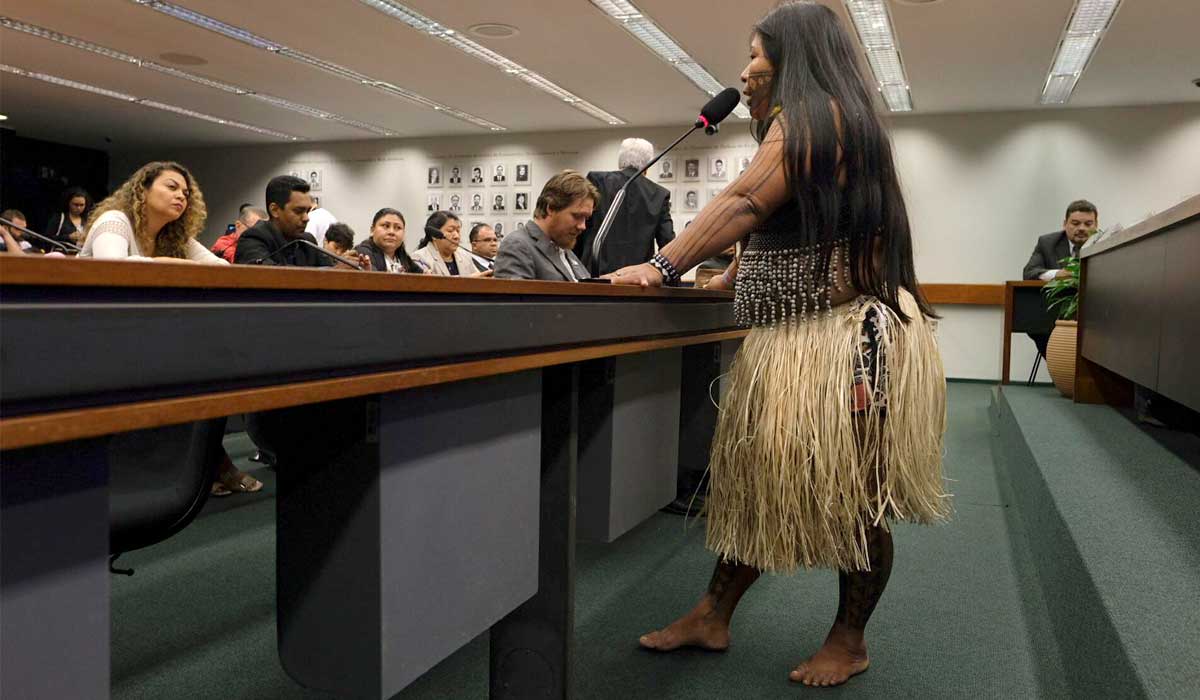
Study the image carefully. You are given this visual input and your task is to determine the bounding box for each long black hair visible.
[753,1,933,319]
[370,207,419,273]
[420,210,460,248]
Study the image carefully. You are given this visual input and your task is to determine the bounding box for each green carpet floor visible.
[112,383,1062,698]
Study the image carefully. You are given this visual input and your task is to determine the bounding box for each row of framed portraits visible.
[669,184,733,213]
[653,155,751,183]
[428,190,532,214]
[428,163,531,188]
[466,219,528,240]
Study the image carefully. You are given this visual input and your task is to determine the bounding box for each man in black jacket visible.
[574,138,674,277]
[1023,199,1098,280]
[235,175,368,269]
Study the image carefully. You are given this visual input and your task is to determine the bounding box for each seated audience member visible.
[1024,199,1098,280]
[42,186,93,251]
[494,170,596,282]
[468,223,499,272]
[78,161,227,265]
[211,206,266,263]
[0,209,35,253]
[306,203,337,245]
[234,175,370,269]
[411,211,490,277]
[323,222,355,256]
[354,208,423,273]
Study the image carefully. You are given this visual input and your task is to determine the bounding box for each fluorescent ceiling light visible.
[1039,0,1123,105]
[132,0,506,131]
[842,0,912,112]
[589,0,751,119]
[357,0,626,125]
[0,63,301,140]
[0,17,396,136]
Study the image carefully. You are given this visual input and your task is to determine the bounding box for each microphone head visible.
[424,225,446,240]
[696,87,741,129]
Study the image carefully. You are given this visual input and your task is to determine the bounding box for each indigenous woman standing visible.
[608,1,948,687]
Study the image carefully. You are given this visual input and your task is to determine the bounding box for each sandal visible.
[211,481,233,497]
[217,468,264,495]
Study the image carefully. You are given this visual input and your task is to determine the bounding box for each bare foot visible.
[638,598,731,652]
[789,625,870,687]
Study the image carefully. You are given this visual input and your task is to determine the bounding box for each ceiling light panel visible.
[1,16,395,136]
[589,0,751,119]
[0,63,300,140]
[358,0,626,125]
[131,0,505,131]
[1040,0,1123,104]
[841,0,913,112]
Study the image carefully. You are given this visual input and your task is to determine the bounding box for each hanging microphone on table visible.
[251,238,364,270]
[0,216,82,254]
[589,88,741,273]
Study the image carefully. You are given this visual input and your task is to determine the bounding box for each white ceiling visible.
[1,0,1197,150]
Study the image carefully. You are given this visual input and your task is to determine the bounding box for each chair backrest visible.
[108,418,227,555]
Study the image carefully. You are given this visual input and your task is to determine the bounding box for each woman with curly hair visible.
[80,161,226,264]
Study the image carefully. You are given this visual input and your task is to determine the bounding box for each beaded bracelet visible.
[649,253,681,284]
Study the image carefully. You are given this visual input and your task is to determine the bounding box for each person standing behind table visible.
[305,203,338,246]
[354,208,424,273]
[322,222,356,257]
[494,170,595,282]
[575,137,675,276]
[609,3,948,688]
[234,175,369,269]
[41,186,93,251]
[79,161,227,266]
[468,223,499,272]
[211,206,266,263]
[1023,199,1098,281]
[411,210,490,277]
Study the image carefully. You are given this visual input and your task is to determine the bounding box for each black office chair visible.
[108,417,228,570]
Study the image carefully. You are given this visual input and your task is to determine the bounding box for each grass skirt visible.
[705,289,949,573]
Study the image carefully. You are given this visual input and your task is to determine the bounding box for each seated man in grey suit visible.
[1023,199,1098,281]
[494,170,597,282]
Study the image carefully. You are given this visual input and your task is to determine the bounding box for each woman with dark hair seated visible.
[42,185,93,251]
[354,208,423,273]
[411,210,492,277]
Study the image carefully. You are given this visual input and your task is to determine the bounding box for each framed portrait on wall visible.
[470,164,485,186]
[427,166,441,187]
[448,193,463,213]
[708,156,728,181]
[682,158,701,182]
[493,221,506,238]
[492,193,507,213]
[515,163,531,184]
[513,191,530,213]
[657,158,675,182]
[683,189,700,211]
[708,187,724,204]
[737,156,752,175]
[492,163,508,185]
[307,169,323,192]
[427,192,442,212]
[447,165,463,186]
[469,192,485,214]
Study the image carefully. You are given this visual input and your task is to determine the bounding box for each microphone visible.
[252,238,364,270]
[589,88,740,274]
[423,225,494,270]
[0,216,82,254]
[694,87,742,134]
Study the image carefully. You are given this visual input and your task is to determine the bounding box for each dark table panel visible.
[1081,235,1166,390]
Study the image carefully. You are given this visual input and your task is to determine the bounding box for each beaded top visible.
[734,215,851,327]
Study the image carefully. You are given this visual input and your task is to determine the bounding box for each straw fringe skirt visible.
[705,289,949,573]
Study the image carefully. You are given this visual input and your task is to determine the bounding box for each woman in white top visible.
[80,161,227,265]
[411,210,491,277]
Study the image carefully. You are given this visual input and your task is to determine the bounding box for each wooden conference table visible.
[0,257,744,700]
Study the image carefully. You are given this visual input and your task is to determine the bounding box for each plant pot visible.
[1046,319,1078,398]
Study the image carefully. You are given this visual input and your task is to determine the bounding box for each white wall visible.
[113,103,1200,380]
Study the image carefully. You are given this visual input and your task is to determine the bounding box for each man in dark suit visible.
[495,170,596,282]
[235,175,369,269]
[1023,199,1098,280]
[574,138,675,277]
[1022,199,1098,359]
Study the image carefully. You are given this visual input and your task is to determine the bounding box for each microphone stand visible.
[0,216,82,254]
[252,237,364,270]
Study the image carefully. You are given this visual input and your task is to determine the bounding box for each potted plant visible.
[1042,256,1081,398]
